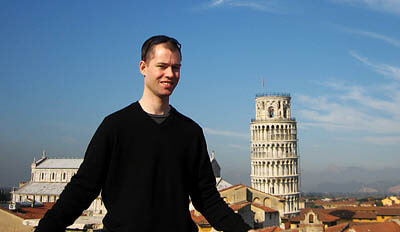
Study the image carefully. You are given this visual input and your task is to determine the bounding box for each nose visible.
[165,66,174,78]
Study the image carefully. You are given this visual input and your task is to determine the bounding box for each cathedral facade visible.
[11,152,105,215]
[250,93,300,216]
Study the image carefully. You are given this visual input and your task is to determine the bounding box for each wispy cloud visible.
[202,0,284,13]
[298,90,400,134]
[204,127,249,139]
[350,50,400,81]
[227,144,248,150]
[209,0,225,7]
[363,136,400,144]
[340,27,400,48]
[331,0,400,15]
[297,53,400,144]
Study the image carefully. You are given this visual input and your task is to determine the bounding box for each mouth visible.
[160,81,174,88]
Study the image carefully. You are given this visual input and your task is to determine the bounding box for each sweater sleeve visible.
[189,129,251,232]
[35,118,113,232]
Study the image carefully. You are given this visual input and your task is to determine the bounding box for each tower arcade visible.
[250,93,300,216]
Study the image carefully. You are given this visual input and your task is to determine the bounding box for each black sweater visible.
[36,102,251,232]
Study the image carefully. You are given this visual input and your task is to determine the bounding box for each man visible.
[35,35,254,232]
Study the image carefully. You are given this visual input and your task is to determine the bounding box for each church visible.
[11,151,105,216]
[11,150,232,216]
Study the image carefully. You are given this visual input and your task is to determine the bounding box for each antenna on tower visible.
[262,76,265,94]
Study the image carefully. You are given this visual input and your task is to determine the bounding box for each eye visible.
[172,65,181,71]
[157,64,168,69]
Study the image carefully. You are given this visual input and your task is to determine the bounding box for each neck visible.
[139,93,170,115]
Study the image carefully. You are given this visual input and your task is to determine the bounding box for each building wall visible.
[382,196,400,206]
[237,204,255,228]
[31,168,77,183]
[219,186,284,217]
[0,207,33,232]
[219,185,283,228]
[353,218,377,222]
[298,211,325,232]
[377,215,396,222]
[196,225,212,232]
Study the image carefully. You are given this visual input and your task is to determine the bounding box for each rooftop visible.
[256,93,291,98]
[36,158,83,169]
[290,208,340,223]
[251,203,278,213]
[0,202,55,219]
[14,182,67,195]
[326,222,400,232]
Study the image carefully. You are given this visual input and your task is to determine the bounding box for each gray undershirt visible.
[147,112,170,124]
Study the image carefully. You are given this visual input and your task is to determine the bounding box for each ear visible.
[139,60,147,76]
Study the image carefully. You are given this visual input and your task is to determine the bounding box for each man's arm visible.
[189,129,252,232]
[35,118,113,232]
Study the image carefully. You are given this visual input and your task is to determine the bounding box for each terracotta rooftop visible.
[350,222,400,232]
[230,202,251,211]
[256,226,283,232]
[377,207,400,216]
[290,208,340,223]
[326,222,400,232]
[359,201,375,206]
[190,210,209,226]
[252,203,278,213]
[352,211,377,219]
[314,200,358,206]
[0,202,54,219]
[325,222,349,232]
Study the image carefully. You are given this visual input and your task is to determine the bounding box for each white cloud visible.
[297,51,400,144]
[298,80,400,135]
[297,54,400,140]
[340,27,400,48]
[350,50,400,81]
[204,127,249,139]
[209,0,225,7]
[331,0,400,15]
[363,136,400,144]
[227,144,248,150]
[203,0,283,13]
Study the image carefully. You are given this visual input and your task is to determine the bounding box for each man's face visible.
[139,44,181,99]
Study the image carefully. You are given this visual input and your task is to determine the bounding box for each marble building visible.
[11,151,105,215]
[250,93,300,216]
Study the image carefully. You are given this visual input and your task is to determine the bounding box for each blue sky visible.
[1,0,399,188]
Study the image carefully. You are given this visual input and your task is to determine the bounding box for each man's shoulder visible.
[103,102,140,124]
[171,107,202,131]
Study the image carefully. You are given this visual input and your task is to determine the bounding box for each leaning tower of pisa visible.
[250,93,300,216]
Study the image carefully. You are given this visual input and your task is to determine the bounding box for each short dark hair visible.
[141,35,182,62]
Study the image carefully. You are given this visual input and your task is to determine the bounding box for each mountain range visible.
[301,165,400,193]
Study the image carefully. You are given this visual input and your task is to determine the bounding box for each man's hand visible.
[248,230,256,232]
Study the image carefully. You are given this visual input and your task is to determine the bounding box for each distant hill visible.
[301,165,400,193]
[388,184,400,193]
[358,186,378,193]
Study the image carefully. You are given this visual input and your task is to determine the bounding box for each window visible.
[268,107,274,118]
[63,173,66,180]
[309,214,314,224]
